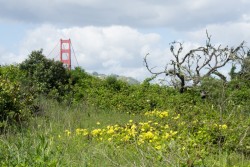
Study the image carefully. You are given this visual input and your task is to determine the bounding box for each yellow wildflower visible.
[65,130,71,136]
[163,133,170,139]
[107,128,115,134]
[91,129,102,136]
[76,128,81,135]
[155,145,162,150]
[142,131,154,140]
[219,124,228,129]
[170,130,178,136]
[159,111,168,118]
[123,135,130,141]
[173,114,180,120]
[222,124,227,129]
[81,129,89,136]
[131,124,137,130]
[164,124,169,129]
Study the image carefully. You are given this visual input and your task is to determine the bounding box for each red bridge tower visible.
[60,39,71,70]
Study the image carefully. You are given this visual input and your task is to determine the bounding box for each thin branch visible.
[144,32,247,92]
[144,53,166,76]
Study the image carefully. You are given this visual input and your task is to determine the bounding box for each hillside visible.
[92,72,140,85]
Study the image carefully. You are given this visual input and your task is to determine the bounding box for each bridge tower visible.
[60,39,71,70]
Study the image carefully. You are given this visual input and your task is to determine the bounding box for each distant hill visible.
[91,72,140,85]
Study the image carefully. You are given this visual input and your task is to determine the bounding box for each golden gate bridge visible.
[47,39,79,70]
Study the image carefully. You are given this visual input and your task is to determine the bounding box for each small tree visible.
[20,50,70,95]
[144,32,247,93]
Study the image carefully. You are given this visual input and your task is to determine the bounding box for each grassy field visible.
[0,98,249,167]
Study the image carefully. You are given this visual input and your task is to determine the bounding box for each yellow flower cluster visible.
[76,128,89,136]
[144,109,169,118]
[63,119,178,150]
[220,124,228,129]
[91,129,102,136]
[214,123,228,130]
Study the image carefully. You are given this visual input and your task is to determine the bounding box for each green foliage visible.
[0,132,66,166]
[19,50,70,96]
[200,77,226,101]
[0,65,25,82]
[0,77,33,130]
[104,76,124,91]
[229,64,237,80]
[229,56,250,84]
[70,67,91,85]
[73,75,172,113]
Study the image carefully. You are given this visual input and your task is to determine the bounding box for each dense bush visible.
[0,77,33,130]
[0,65,25,82]
[71,70,203,113]
[19,50,70,96]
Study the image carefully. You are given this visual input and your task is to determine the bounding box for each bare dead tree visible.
[144,31,247,93]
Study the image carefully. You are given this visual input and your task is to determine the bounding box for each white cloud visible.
[0,0,249,30]
[17,25,172,81]
[186,22,250,45]
[0,46,23,65]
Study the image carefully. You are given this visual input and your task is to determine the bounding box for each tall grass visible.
[0,98,249,166]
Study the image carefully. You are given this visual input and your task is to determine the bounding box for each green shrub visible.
[0,77,33,131]
[19,50,70,96]
[0,65,25,82]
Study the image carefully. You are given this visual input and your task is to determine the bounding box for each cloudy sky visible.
[1,0,250,81]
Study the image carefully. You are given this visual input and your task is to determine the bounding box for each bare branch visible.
[143,53,166,76]
[144,32,247,93]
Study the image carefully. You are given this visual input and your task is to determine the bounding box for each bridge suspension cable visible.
[47,38,80,70]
